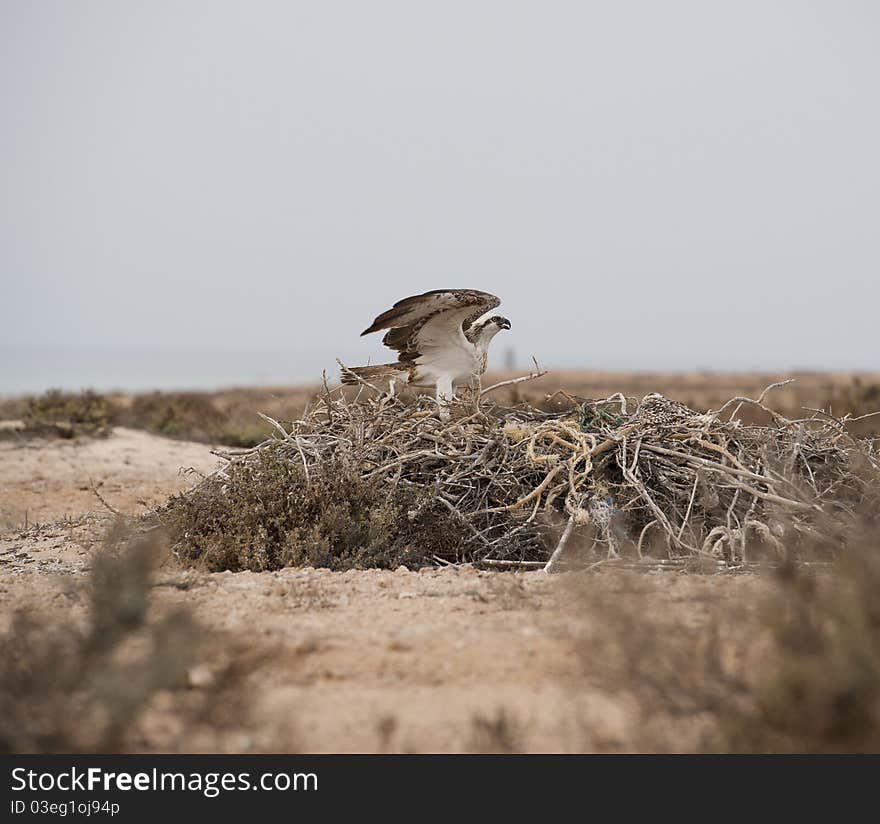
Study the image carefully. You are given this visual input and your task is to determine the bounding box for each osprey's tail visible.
[340,362,408,386]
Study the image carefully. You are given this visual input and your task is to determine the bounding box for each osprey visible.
[341,288,511,404]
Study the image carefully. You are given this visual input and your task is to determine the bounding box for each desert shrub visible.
[828,377,880,437]
[468,710,523,753]
[19,389,117,437]
[161,447,469,571]
[726,540,880,752]
[127,391,222,439]
[214,420,274,448]
[0,522,198,752]
[1,388,273,446]
[0,395,26,420]
[124,391,270,447]
[568,523,880,753]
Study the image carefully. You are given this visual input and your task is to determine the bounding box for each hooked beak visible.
[500,319,511,330]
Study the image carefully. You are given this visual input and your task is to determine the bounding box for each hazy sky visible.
[1,1,878,391]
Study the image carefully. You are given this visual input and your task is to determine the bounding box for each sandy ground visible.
[0,426,767,753]
[0,425,218,529]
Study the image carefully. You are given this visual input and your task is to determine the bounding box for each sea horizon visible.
[2,343,877,397]
[0,344,326,396]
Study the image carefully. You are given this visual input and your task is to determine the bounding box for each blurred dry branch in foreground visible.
[567,517,880,752]
[0,522,262,753]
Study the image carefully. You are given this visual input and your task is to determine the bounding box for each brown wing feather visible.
[360,289,500,362]
[381,314,439,364]
[382,322,422,363]
[360,289,499,336]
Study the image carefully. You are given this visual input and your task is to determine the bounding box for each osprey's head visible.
[469,315,511,350]
[480,315,511,333]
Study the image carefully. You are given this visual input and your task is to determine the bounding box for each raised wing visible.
[361,289,500,364]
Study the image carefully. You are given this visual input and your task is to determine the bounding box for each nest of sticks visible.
[167,371,880,571]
